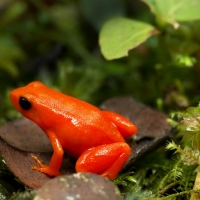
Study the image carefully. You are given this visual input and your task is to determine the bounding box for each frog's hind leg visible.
[101,111,137,138]
[75,142,131,180]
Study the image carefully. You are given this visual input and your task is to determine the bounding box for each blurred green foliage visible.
[1,0,200,124]
[1,0,200,199]
[0,0,138,124]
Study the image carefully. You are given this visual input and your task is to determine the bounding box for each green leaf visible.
[99,17,157,60]
[142,0,200,28]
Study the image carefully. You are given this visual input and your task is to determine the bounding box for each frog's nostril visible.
[10,91,20,107]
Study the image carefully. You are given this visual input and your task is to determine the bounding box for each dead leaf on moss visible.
[0,138,75,188]
[0,117,52,152]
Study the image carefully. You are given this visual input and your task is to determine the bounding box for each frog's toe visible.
[32,165,61,176]
[31,155,46,168]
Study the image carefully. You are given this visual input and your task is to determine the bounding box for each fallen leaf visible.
[0,138,75,188]
[0,117,52,152]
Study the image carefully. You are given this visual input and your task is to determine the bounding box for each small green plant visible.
[115,147,196,199]
[99,0,200,61]
[115,101,200,199]
[166,104,200,200]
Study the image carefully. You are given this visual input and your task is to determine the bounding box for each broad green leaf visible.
[142,0,200,28]
[99,17,157,60]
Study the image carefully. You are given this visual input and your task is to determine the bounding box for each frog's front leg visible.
[76,142,131,180]
[32,131,63,176]
[101,111,138,138]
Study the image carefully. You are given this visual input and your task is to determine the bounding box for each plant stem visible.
[190,170,200,200]
[159,181,180,196]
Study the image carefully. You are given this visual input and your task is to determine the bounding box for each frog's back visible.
[32,83,125,155]
[42,90,125,152]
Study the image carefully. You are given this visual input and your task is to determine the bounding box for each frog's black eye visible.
[19,97,32,110]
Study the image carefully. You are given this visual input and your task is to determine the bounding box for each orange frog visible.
[10,81,137,179]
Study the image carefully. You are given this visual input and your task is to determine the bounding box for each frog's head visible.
[10,81,48,126]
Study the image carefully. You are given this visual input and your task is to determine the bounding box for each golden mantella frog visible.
[10,81,137,180]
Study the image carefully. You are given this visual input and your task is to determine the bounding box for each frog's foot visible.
[76,142,131,180]
[31,155,61,176]
[101,111,138,138]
